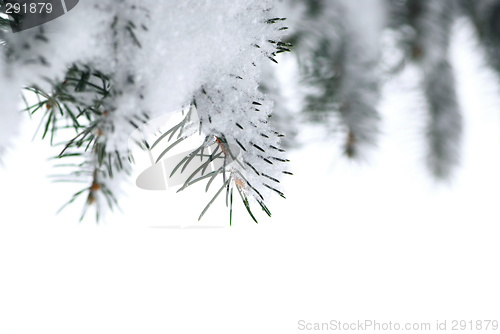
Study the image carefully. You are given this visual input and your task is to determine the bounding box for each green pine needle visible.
[198,177,231,221]
[235,185,258,224]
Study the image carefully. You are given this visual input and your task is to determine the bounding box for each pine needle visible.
[198,177,231,221]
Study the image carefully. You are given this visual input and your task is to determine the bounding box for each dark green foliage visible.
[284,0,381,159]
[22,65,137,222]
[459,0,500,76]
[386,0,463,180]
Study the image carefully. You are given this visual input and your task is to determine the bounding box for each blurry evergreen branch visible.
[459,0,500,76]
[386,0,462,179]
[283,0,382,160]
[280,0,500,181]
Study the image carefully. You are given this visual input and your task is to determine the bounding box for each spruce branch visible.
[2,1,291,224]
[150,9,292,224]
[23,64,141,222]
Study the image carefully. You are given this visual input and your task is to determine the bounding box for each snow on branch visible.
[0,0,291,222]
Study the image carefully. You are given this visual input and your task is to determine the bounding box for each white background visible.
[1,19,499,333]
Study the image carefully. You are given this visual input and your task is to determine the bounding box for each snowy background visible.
[1,14,500,334]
